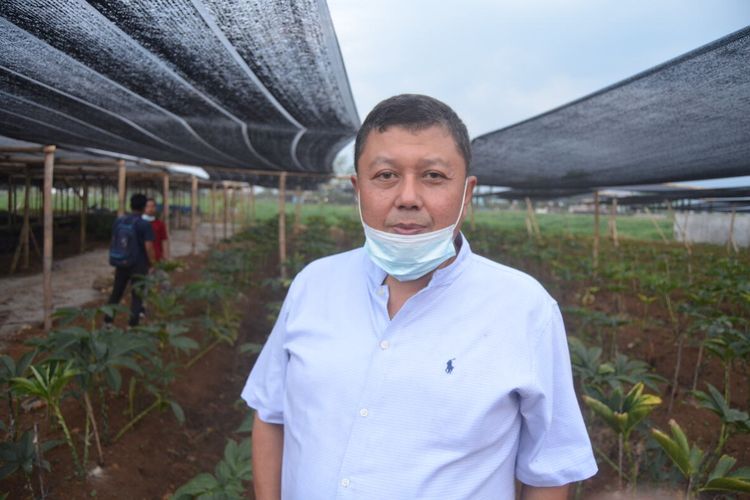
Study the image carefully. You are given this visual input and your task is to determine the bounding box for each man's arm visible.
[520,484,569,500]
[144,241,156,266]
[252,414,283,500]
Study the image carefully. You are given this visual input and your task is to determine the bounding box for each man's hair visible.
[354,94,471,172]
[130,193,147,211]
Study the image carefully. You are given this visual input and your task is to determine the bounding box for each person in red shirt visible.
[144,198,169,262]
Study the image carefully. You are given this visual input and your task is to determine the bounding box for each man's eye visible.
[425,172,445,180]
[377,172,395,180]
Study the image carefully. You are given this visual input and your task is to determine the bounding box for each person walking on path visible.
[144,198,169,262]
[105,193,155,327]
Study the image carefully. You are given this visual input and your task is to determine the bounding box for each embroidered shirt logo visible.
[445,358,456,374]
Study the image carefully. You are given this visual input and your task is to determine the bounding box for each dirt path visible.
[0,222,230,344]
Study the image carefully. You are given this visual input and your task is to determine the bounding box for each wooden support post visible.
[593,191,600,274]
[608,198,619,248]
[231,187,237,237]
[191,175,198,255]
[278,173,287,280]
[162,173,170,231]
[293,186,302,235]
[6,176,12,229]
[211,182,217,243]
[80,176,88,253]
[524,197,541,241]
[23,172,31,269]
[223,183,229,240]
[469,196,476,232]
[10,172,31,274]
[726,209,738,254]
[117,159,126,216]
[249,184,255,224]
[643,207,668,243]
[43,145,55,332]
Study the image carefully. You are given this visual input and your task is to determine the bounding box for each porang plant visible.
[10,362,83,476]
[652,419,750,496]
[583,382,662,491]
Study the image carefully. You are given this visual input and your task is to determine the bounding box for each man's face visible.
[352,125,476,235]
[145,200,157,216]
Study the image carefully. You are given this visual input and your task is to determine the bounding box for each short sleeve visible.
[515,300,598,486]
[240,290,294,424]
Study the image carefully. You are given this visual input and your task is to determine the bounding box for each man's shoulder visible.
[465,252,552,301]
[296,247,365,281]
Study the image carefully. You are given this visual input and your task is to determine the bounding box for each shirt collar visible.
[363,232,472,290]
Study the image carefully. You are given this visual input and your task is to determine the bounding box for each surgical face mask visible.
[358,179,469,282]
[142,214,155,222]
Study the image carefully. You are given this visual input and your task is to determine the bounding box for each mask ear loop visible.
[453,178,470,227]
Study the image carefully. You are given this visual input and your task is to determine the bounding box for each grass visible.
[0,188,674,242]
[242,199,675,242]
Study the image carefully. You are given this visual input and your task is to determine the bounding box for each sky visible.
[326,0,750,185]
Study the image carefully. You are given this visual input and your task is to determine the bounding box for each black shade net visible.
[471,26,750,189]
[0,0,359,174]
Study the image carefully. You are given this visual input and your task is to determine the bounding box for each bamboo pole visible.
[249,184,255,224]
[469,196,476,232]
[162,173,170,231]
[643,207,669,243]
[10,176,16,227]
[80,176,88,253]
[230,186,237,236]
[293,186,303,235]
[117,159,126,216]
[6,176,12,229]
[278,173,287,280]
[524,197,541,241]
[43,145,55,332]
[609,198,619,248]
[726,209,738,254]
[211,182,217,243]
[593,191,600,274]
[191,175,197,255]
[223,183,229,240]
[23,172,31,269]
[9,172,31,274]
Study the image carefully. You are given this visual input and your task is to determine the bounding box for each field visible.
[1,204,748,499]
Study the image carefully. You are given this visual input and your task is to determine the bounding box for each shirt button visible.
[359,408,368,417]
[341,478,350,488]
[379,340,389,350]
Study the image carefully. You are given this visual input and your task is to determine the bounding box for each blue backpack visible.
[109,215,140,267]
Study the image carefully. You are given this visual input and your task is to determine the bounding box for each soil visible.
[1,247,268,500]
[1,227,748,499]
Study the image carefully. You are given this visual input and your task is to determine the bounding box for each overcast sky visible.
[326,1,750,185]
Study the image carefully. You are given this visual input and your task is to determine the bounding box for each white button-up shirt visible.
[242,236,597,499]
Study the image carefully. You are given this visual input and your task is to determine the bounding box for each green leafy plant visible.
[11,362,83,476]
[0,351,35,440]
[0,429,59,497]
[171,439,252,500]
[652,419,750,495]
[583,382,662,490]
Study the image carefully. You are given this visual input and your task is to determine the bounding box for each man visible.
[105,193,155,327]
[144,198,169,262]
[242,95,597,499]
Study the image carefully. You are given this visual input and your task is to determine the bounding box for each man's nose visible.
[395,175,421,210]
